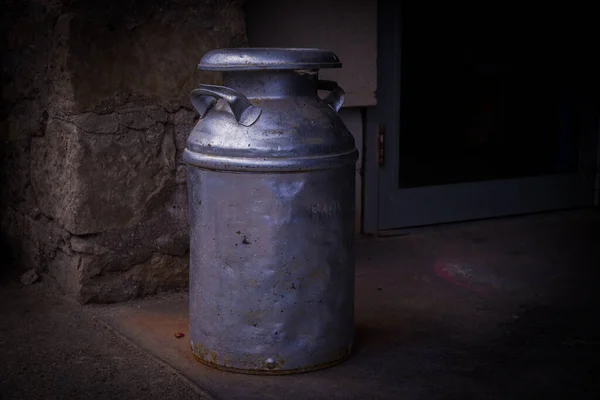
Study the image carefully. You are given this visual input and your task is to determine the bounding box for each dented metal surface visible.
[184,48,357,374]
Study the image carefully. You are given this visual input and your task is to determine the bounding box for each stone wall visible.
[0,0,247,302]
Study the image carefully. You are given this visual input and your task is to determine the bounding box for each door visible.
[375,1,599,230]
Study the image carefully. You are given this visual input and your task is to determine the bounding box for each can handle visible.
[318,80,345,112]
[190,84,262,127]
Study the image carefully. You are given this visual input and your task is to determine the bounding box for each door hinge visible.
[378,124,385,166]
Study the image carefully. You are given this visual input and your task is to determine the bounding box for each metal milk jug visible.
[184,48,358,374]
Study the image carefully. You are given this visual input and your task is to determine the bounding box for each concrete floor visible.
[2,209,600,399]
[0,279,204,399]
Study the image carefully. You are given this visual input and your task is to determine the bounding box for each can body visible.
[188,165,355,373]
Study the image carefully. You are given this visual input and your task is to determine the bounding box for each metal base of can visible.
[192,351,352,376]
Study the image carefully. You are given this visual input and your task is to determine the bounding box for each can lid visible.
[198,48,342,71]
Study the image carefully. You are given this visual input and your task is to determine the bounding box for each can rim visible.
[182,148,358,172]
[198,48,342,71]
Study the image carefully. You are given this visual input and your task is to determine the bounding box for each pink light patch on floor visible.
[434,260,504,295]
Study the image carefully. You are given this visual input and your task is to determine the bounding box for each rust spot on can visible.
[191,350,352,375]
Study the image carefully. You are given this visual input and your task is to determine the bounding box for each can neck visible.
[223,70,319,99]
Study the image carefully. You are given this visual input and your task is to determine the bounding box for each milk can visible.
[184,48,358,374]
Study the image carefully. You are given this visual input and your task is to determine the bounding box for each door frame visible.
[363,0,599,233]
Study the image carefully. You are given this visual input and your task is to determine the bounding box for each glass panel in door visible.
[398,2,581,188]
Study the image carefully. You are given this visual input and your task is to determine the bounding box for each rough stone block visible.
[31,115,176,235]
[76,253,189,303]
[50,2,245,115]
[2,0,247,303]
